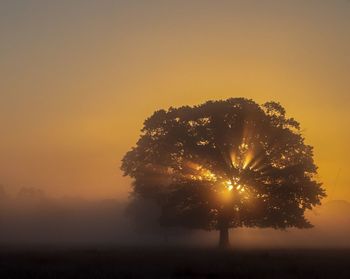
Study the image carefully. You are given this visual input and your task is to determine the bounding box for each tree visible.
[121,98,326,248]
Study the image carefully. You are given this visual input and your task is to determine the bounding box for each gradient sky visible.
[0,0,349,200]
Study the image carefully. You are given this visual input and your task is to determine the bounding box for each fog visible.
[1,185,349,248]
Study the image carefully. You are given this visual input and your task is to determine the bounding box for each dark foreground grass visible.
[0,247,350,278]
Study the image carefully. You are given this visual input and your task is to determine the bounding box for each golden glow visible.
[230,152,238,169]
[231,139,258,172]
[249,156,265,171]
[185,162,218,182]
[243,151,254,170]
[225,180,234,191]
[0,1,348,200]
[185,161,249,197]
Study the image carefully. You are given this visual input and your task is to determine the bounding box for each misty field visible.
[1,247,350,278]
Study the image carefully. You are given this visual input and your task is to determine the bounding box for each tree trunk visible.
[219,226,229,248]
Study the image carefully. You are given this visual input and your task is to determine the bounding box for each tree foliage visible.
[121,98,325,232]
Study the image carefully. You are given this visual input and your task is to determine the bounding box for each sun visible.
[185,160,249,196]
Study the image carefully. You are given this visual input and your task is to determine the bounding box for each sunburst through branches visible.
[183,138,262,200]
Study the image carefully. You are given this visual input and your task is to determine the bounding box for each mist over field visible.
[1,185,349,248]
[0,0,349,277]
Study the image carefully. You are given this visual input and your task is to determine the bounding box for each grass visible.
[1,247,350,278]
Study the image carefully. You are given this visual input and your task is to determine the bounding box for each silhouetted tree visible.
[121,98,325,247]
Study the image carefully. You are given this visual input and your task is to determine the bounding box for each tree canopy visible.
[121,98,325,245]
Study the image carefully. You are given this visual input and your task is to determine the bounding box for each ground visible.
[1,247,350,278]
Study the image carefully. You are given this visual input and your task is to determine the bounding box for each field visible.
[1,247,350,278]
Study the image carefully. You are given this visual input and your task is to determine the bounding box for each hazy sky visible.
[0,0,349,200]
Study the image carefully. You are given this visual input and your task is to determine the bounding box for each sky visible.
[0,0,349,201]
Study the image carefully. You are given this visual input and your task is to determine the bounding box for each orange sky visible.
[0,1,349,201]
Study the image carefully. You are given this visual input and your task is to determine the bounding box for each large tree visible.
[121,98,325,247]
